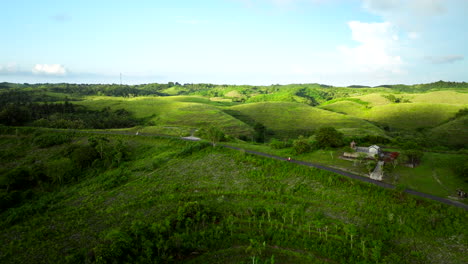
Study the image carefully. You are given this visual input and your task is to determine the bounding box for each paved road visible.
[47,129,468,210]
[221,144,468,211]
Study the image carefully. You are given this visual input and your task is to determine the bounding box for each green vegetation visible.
[230,102,385,139]
[0,128,466,263]
[0,80,467,263]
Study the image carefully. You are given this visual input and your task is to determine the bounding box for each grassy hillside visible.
[318,100,368,116]
[320,102,464,130]
[230,102,385,139]
[363,103,463,130]
[429,115,468,147]
[0,129,466,264]
[76,96,253,137]
[402,91,468,104]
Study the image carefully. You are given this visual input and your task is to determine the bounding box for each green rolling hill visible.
[230,102,385,139]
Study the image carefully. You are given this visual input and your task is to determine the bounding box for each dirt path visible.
[432,169,450,192]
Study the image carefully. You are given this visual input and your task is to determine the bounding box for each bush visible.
[71,145,99,169]
[46,158,76,184]
[270,138,292,149]
[454,160,468,182]
[315,127,344,148]
[0,167,33,191]
[361,135,391,145]
[293,136,313,154]
[34,133,71,148]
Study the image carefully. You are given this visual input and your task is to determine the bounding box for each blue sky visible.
[1,0,467,86]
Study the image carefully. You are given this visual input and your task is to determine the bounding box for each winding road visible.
[52,129,468,210]
[220,144,468,211]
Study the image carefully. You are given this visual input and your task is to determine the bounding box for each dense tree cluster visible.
[0,100,138,129]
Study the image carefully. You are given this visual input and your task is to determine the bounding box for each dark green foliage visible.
[315,127,344,148]
[198,126,225,146]
[0,99,138,129]
[253,122,267,143]
[0,103,31,125]
[401,149,424,167]
[46,158,76,184]
[70,145,99,169]
[453,159,468,182]
[382,94,411,103]
[269,138,292,149]
[361,135,391,145]
[0,167,32,191]
[452,108,468,120]
[34,133,71,148]
[292,136,314,154]
[176,141,211,157]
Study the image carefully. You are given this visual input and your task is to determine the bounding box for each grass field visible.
[0,129,467,263]
[76,96,253,137]
[320,101,464,130]
[350,91,468,106]
[429,115,468,147]
[230,102,385,139]
[226,141,468,202]
[363,103,463,130]
[388,152,468,198]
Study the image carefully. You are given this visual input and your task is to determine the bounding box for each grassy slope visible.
[226,141,468,201]
[388,152,468,198]
[429,115,468,147]
[230,102,385,138]
[362,103,463,130]
[0,131,467,264]
[320,101,464,130]
[76,96,253,137]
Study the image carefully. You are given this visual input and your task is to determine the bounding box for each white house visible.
[368,145,381,156]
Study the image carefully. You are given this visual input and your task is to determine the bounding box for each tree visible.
[402,149,424,167]
[88,136,110,160]
[315,127,344,148]
[201,126,225,146]
[253,122,266,143]
[293,136,312,154]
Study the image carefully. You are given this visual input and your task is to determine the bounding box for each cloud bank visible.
[338,21,402,73]
[32,64,67,75]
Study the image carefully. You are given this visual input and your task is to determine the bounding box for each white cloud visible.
[338,21,402,73]
[424,55,464,64]
[32,64,67,75]
[0,63,18,74]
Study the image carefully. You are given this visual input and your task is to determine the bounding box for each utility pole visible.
[120,73,122,86]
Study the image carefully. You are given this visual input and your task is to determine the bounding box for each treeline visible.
[377,80,468,92]
[0,102,138,129]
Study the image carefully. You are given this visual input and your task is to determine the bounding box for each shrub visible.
[34,133,71,148]
[1,167,33,191]
[293,136,313,154]
[315,127,344,148]
[270,138,292,149]
[71,145,99,169]
[46,158,76,184]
